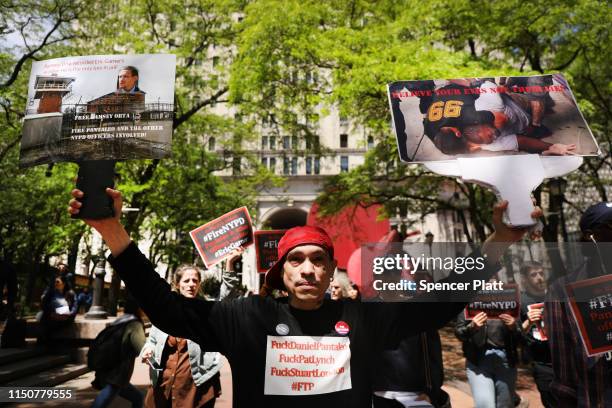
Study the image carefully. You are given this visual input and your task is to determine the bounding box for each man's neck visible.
[289,296,324,311]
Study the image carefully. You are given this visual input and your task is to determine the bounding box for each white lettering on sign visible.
[264,335,351,396]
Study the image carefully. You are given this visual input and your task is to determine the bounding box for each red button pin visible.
[335,321,350,335]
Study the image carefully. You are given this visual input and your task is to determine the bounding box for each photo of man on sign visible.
[19,54,175,167]
[388,74,599,162]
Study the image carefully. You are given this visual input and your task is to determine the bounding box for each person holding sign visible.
[68,188,540,407]
[454,281,522,408]
[518,262,555,408]
[140,264,222,408]
[545,203,612,407]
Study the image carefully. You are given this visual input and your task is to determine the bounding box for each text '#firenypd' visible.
[200,217,246,243]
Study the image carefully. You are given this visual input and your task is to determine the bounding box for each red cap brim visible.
[264,254,287,291]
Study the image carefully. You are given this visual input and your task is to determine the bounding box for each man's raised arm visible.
[68,188,224,352]
[368,201,542,346]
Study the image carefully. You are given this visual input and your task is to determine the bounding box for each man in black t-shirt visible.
[68,189,541,407]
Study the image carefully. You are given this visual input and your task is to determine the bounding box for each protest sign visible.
[388,74,598,163]
[264,336,352,396]
[19,54,176,167]
[465,284,520,319]
[254,230,287,273]
[189,207,254,268]
[565,275,612,357]
[527,302,548,341]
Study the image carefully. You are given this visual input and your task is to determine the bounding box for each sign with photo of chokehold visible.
[465,284,520,320]
[190,207,254,268]
[565,275,612,357]
[19,54,176,168]
[388,74,599,162]
[254,230,287,273]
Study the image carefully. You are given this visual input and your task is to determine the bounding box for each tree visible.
[232,0,610,244]
[0,0,281,311]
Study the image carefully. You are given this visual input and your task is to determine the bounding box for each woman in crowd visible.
[140,265,222,408]
[39,274,78,342]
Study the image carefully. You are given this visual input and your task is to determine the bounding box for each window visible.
[261,136,268,150]
[261,157,268,166]
[306,157,312,175]
[306,136,320,150]
[291,157,298,175]
[367,135,374,149]
[340,156,349,172]
[208,137,216,151]
[283,136,291,150]
[269,136,276,150]
[291,136,298,149]
[340,133,348,148]
[283,157,297,175]
[305,71,318,84]
[269,157,276,173]
[314,157,320,174]
[212,56,220,67]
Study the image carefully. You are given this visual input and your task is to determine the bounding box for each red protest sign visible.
[189,207,253,268]
[527,302,548,341]
[254,230,286,273]
[465,284,520,320]
[565,274,612,357]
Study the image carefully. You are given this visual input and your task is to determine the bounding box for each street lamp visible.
[85,253,108,320]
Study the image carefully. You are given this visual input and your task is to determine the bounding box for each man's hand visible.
[471,312,488,329]
[481,200,543,262]
[527,307,543,324]
[141,346,153,363]
[225,247,245,272]
[68,188,130,256]
[499,313,516,328]
[543,143,576,156]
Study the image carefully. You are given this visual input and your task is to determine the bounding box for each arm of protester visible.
[68,188,130,256]
[454,311,477,341]
[521,306,543,332]
[382,201,542,339]
[139,325,159,361]
[499,313,519,333]
[225,247,244,272]
[69,188,228,353]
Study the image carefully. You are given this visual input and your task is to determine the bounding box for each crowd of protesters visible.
[62,185,611,407]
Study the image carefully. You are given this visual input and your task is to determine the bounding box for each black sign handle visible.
[71,160,116,220]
